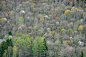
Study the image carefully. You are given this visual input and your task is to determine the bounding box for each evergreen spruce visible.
[8,31,12,35]
[81,51,83,57]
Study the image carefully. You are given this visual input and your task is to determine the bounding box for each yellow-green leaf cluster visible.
[54,8,58,12]
[61,29,65,32]
[16,32,22,37]
[64,10,70,15]
[31,3,36,5]
[40,18,44,22]
[50,31,55,34]
[37,14,44,19]
[75,8,81,12]
[83,12,86,15]
[33,8,36,12]
[0,18,7,22]
[48,11,51,15]
[71,7,74,11]
[78,25,83,30]
[70,2,73,5]
[42,3,47,6]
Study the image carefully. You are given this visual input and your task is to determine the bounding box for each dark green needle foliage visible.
[43,38,48,57]
[80,51,83,57]
[6,38,13,47]
[8,31,12,35]
[0,41,8,57]
[43,38,48,51]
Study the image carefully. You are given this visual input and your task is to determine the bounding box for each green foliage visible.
[6,38,13,47]
[68,29,73,35]
[43,38,48,51]
[69,13,74,18]
[37,14,44,18]
[73,27,77,31]
[16,32,22,37]
[83,50,86,57]
[64,10,70,15]
[80,51,83,57]
[13,46,18,57]
[15,34,48,57]
[18,17,24,24]
[76,20,80,24]
[32,37,47,57]
[33,25,39,30]
[80,32,82,35]
[19,35,31,49]
[61,29,65,32]
[0,41,8,57]
[84,8,86,11]
[22,34,29,39]
[37,29,42,36]
[66,6,72,9]
[60,4,65,8]
[2,50,7,57]
[19,39,26,48]
[78,25,83,31]
[8,31,12,35]
[32,41,39,57]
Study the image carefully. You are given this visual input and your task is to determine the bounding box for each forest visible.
[0,0,86,57]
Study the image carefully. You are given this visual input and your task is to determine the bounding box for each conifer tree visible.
[80,51,83,57]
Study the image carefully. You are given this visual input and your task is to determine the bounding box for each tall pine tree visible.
[81,51,83,57]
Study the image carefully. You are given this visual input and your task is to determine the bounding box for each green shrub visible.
[60,4,65,8]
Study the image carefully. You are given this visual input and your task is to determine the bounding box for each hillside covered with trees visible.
[0,0,86,57]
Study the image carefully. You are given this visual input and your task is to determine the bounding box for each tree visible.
[60,4,65,8]
[18,17,24,24]
[64,10,70,15]
[54,8,58,12]
[43,38,48,57]
[40,18,44,22]
[0,41,8,57]
[78,25,83,31]
[48,11,51,15]
[19,39,26,48]
[13,46,18,57]
[75,8,81,12]
[81,51,83,57]
[53,14,57,19]
[6,38,13,47]
[43,38,48,51]
[66,40,71,46]
[0,18,7,22]
[2,50,7,57]
[37,29,42,36]
[16,32,22,37]
[34,37,46,57]
[32,41,39,57]
[8,46,13,57]
[69,13,74,18]
[8,31,12,35]
[50,31,55,35]
[33,8,36,13]
[19,35,31,56]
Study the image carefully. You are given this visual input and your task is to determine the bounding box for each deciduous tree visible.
[13,46,18,57]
